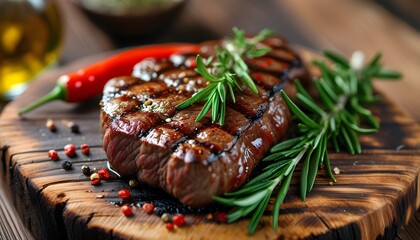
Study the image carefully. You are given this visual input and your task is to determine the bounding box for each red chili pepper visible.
[18,44,200,115]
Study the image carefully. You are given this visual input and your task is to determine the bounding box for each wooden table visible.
[1,0,419,239]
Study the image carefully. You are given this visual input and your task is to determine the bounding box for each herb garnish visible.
[175,27,273,125]
[213,50,401,235]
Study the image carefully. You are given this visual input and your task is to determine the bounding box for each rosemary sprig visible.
[213,50,401,235]
[175,27,273,125]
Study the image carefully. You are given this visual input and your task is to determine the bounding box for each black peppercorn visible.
[62,161,72,171]
[67,121,80,133]
[81,165,91,175]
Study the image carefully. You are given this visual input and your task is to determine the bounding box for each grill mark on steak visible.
[111,111,161,137]
[268,48,299,63]
[250,71,285,96]
[227,85,269,119]
[101,36,310,207]
[247,57,291,73]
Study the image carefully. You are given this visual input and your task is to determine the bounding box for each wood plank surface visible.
[0,48,419,239]
[1,0,420,239]
[0,182,33,240]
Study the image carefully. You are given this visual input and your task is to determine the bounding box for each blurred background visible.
[1,0,419,120]
[60,0,420,121]
[0,0,419,239]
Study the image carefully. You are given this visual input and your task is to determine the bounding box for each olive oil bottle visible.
[0,0,62,100]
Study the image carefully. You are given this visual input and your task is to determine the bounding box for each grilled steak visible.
[100,37,309,207]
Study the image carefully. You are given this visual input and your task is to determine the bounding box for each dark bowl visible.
[69,0,187,38]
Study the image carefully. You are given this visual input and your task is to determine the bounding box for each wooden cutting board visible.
[0,49,419,240]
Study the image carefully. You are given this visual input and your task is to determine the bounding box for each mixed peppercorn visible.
[121,205,133,216]
[48,150,59,160]
[97,168,109,180]
[45,119,224,232]
[46,119,57,132]
[117,200,226,231]
[80,144,90,155]
[61,161,72,171]
[64,144,76,157]
[113,188,193,230]
[44,119,81,133]
[48,143,91,168]
[142,203,154,214]
[66,121,80,133]
[118,189,131,200]
[81,165,91,175]
[90,173,100,185]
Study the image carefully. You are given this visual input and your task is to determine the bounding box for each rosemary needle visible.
[175,27,273,125]
[213,49,401,235]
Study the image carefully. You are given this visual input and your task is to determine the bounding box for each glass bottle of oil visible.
[0,0,62,100]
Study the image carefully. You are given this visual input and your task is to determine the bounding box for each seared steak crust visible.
[101,37,309,207]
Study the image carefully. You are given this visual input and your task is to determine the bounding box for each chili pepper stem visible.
[18,83,67,116]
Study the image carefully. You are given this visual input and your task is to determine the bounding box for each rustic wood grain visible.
[2,0,420,238]
[398,209,420,239]
[0,48,419,239]
[0,183,34,240]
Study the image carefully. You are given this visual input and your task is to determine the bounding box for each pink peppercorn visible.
[142,203,154,214]
[121,205,133,216]
[91,178,100,186]
[80,143,90,155]
[214,212,228,223]
[97,168,110,180]
[90,173,100,185]
[173,215,185,227]
[64,144,76,157]
[118,189,131,200]
[165,223,174,231]
[48,150,59,160]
